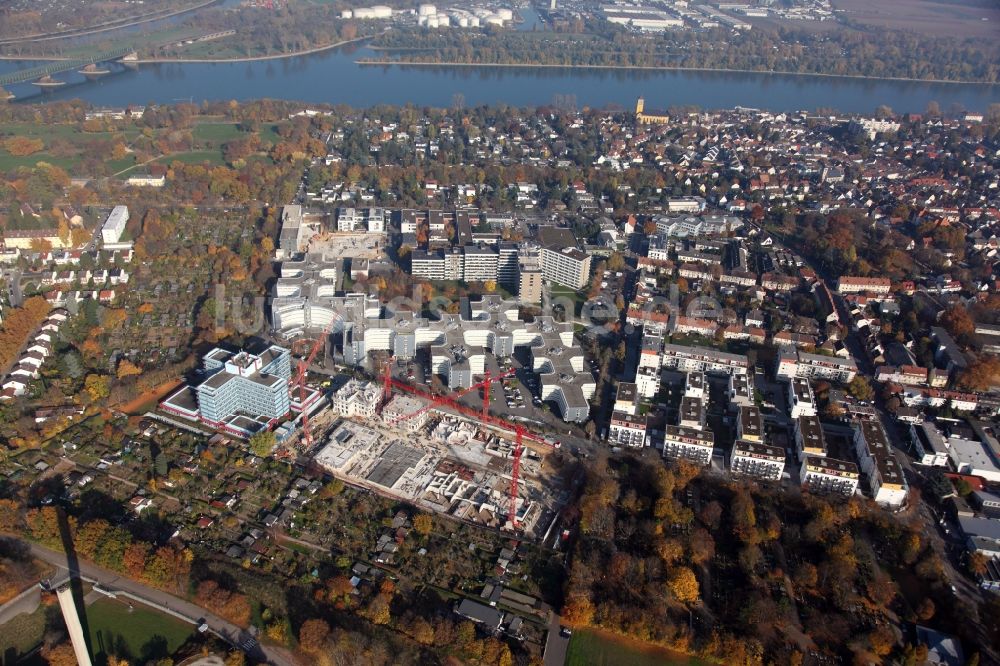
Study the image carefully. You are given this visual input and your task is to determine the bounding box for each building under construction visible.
[312,411,564,539]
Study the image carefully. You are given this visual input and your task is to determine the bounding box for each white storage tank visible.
[427,16,439,27]
[371,5,392,18]
[457,16,469,26]
[484,14,504,25]
[469,16,480,27]
[340,9,353,18]
[497,8,514,21]
[437,13,450,26]
[418,4,437,17]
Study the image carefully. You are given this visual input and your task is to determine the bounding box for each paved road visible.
[24,541,300,666]
[543,613,570,666]
[0,584,41,625]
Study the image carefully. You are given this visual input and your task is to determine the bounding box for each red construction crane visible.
[382,361,540,529]
[386,368,514,425]
[292,318,336,448]
[509,424,525,528]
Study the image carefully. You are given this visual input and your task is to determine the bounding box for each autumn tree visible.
[958,356,1000,392]
[412,513,432,536]
[299,618,330,652]
[116,359,143,380]
[939,304,975,343]
[83,374,111,403]
[4,136,44,156]
[667,567,699,604]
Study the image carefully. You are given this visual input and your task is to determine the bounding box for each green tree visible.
[248,431,276,457]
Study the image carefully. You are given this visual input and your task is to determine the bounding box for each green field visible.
[87,597,194,665]
[192,122,245,143]
[0,603,50,663]
[566,629,705,666]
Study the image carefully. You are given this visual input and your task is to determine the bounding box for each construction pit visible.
[311,411,570,541]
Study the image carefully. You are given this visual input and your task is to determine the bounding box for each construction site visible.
[306,366,572,542]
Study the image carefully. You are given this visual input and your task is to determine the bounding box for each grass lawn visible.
[0,153,80,172]
[549,284,587,316]
[193,122,245,143]
[87,597,193,666]
[566,629,705,666]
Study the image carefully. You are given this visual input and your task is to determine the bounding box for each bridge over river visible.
[0,46,136,89]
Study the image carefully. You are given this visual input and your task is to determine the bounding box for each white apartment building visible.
[728,373,753,409]
[636,365,661,399]
[540,246,592,290]
[661,344,750,376]
[684,371,705,400]
[337,207,387,233]
[730,440,785,481]
[788,377,817,419]
[609,411,647,448]
[736,406,763,443]
[614,382,638,415]
[776,349,857,384]
[853,419,908,508]
[679,396,706,431]
[836,276,892,295]
[662,426,714,466]
[794,415,827,460]
[463,244,500,282]
[101,206,129,244]
[800,457,859,497]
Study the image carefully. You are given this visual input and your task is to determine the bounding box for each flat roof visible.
[616,382,637,403]
[733,439,785,462]
[949,436,1000,475]
[796,415,826,452]
[739,406,762,438]
[803,456,859,478]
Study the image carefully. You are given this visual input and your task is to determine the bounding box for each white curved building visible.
[271,259,593,422]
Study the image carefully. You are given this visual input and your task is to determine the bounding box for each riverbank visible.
[355,58,1000,87]
[0,0,219,46]
[131,36,369,64]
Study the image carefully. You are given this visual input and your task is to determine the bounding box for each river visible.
[1,40,998,113]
